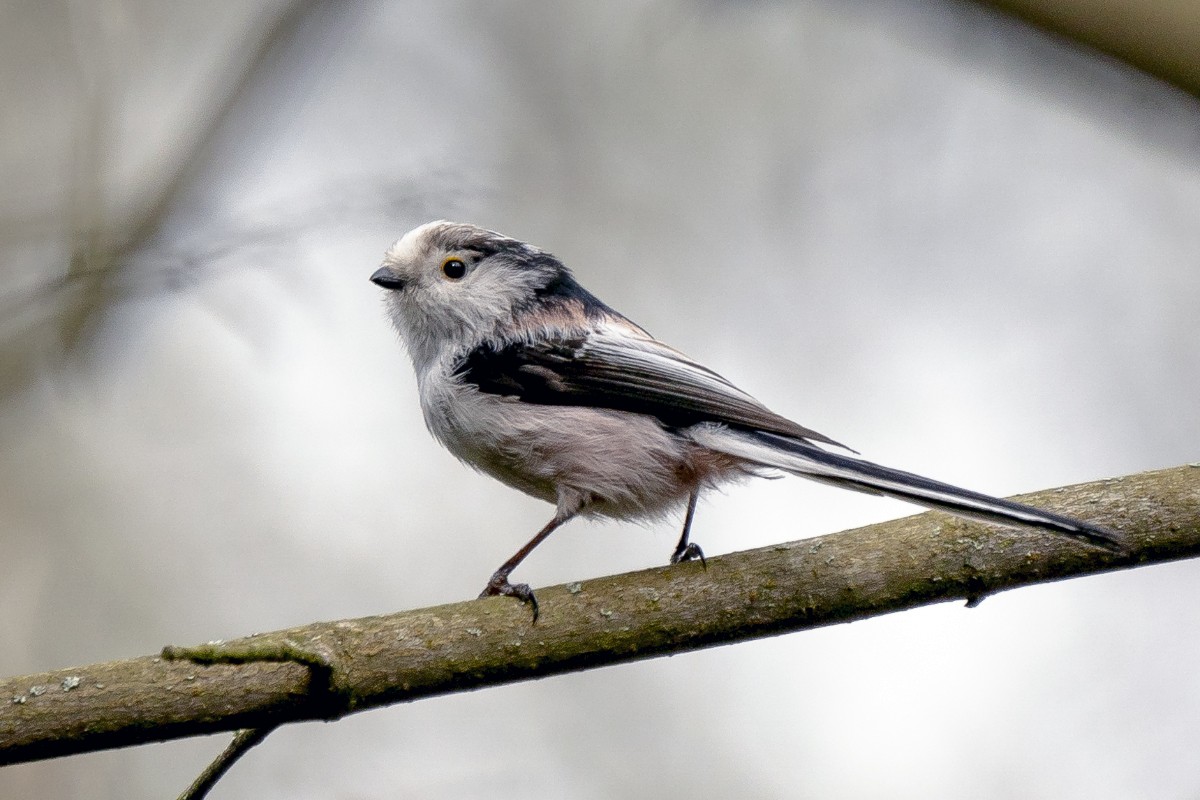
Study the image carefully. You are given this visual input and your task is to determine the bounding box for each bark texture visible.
[2,465,1197,766]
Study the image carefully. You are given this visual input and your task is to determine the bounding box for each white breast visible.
[416,359,735,520]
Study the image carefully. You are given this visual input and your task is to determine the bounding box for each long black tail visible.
[691,427,1124,552]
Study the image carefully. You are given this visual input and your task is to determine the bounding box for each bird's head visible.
[371,221,574,369]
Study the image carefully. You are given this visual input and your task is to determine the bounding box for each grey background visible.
[2,1,1198,797]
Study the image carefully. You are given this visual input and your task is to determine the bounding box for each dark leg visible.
[670,489,706,567]
[480,511,573,622]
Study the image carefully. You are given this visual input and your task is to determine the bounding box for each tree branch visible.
[977,0,1200,98]
[2,465,1197,767]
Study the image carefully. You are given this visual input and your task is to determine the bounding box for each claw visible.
[669,490,706,569]
[479,571,540,622]
[671,541,707,569]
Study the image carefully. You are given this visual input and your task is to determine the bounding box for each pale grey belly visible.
[426,390,727,519]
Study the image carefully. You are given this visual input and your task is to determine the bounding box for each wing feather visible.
[456,325,851,450]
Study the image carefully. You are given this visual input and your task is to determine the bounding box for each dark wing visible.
[456,326,852,450]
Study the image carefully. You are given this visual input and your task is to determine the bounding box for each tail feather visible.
[690,427,1124,553]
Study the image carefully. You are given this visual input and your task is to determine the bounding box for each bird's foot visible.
[670,541,707,568]
[479,571,540,622]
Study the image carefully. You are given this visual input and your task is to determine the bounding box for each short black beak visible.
[370,266,406,290]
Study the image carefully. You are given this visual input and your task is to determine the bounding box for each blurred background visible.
[2,1,1199,797]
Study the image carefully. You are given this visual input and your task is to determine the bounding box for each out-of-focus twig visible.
[979,0,1200,97]
[0,1,336,394]
[56,0,333,346]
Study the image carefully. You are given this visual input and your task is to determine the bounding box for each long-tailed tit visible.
[370,221,1122,618]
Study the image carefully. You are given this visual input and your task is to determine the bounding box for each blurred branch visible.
[2,464,1198,767]
[977,0,1200,97]
[56,0,332,347]
[0,1,336,394]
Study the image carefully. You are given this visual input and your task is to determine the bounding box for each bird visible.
[370,221,1123,619]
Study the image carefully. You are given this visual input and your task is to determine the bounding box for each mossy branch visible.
[2,465,1198,767]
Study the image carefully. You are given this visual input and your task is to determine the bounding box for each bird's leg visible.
[670,489,706,567]
[480,511,573,622]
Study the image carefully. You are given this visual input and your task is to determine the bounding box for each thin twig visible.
[177,726,278,800]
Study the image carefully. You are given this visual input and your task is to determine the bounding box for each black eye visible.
[441,258,467,279]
